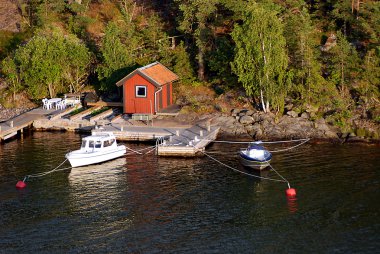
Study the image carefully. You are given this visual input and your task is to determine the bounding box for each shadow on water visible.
[0,132,379,253]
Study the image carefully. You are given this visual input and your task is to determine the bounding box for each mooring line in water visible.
[126,146,143,155]
[16,159,72,189]
[204,138,310,145]
[267,163,291,188]
[268,138,310,153]
[144,146,157,154]
[20,158,71,183]
[198,149,288,184]
[126,145,157,155]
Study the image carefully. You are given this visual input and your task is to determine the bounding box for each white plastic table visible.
[48,98,62,109]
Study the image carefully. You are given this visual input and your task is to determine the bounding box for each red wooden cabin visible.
[116,62,179,114]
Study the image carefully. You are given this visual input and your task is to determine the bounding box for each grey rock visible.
[285,103,293,111]
[301,112,310,119]
[287,111,299,118]
[231,109,241,117]
[245,110,255,116]
[239,115,254,125]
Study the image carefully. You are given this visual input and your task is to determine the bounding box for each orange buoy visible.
[286,188,296,197]
[16,181,27,189]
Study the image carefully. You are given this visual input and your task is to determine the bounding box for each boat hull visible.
[239,147,272,170]
[66,145,126,167]
[239,155,271,170]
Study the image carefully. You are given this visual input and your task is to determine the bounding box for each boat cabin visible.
[80,133,117,152]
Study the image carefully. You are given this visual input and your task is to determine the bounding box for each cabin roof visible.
[116,62,179,87]
[84,132,116,141]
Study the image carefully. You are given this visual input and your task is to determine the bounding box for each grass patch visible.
[69,107,86,116]
[89,107,110,117]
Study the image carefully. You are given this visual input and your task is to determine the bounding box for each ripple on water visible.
[0,133,379,253]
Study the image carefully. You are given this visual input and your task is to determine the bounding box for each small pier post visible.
[10,121,14,128]
[200,130,203,137]
[176,130,179,136]
[206,119,211,132]
[121,126,124,131]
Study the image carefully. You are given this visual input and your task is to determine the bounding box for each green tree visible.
[62,34,92,93]
[281,0,328,108]
[355,48,380,111]
[171,42,196,85]
[231,2,289,113]
[1,56,23,102]
[329,31,359,95]
[176,0,219,81]
[97,22,139,91]
[12,28,91,99]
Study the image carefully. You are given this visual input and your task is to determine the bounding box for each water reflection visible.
[0,133,379,253]
[286,196,298,213]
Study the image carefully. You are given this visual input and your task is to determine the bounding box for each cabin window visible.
[89,141,94,148]
[136,86,147,98]
[104,139,115,147]
[81,140,87,148]
[95,141,102,148]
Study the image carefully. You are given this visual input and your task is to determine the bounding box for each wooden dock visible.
[0,108,51,141]
[94,123,220,156]
[1,105,220,157]
[157,125,220,156]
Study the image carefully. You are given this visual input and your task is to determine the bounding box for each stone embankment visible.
[190,109,380,143]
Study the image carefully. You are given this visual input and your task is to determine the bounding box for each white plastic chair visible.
[56,100,66,110]
[60,100,67,110]
[42,98,49,109]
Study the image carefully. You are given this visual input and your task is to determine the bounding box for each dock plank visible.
[0,108,51,141]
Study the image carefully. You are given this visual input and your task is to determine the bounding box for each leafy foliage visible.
[231,2,289,113]
[0,0,379,129]
[6,28,91,99]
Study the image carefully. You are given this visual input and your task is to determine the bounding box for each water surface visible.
[0,132,379,253]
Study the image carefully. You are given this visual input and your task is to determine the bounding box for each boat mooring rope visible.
[205,138,310,145]
[198,148,290,185]
[126,145,157,155]
[23,158,71,182]
[206,138,310,153]
[268,138,310,153]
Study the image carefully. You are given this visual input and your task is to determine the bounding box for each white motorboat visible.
[66,132,126,167]
[239,143,272,170]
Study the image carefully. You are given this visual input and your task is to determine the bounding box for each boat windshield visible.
[95,141,102,148]
[81,140,87,148]
[89,140,94,148]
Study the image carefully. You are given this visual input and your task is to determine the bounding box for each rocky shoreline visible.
[1,104,379,144]
[175,109,380,144]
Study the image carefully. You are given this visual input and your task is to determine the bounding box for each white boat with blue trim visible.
[239,143,272,170]
[66,132,126,167]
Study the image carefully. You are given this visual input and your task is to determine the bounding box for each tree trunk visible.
[341,60,345,93]
[48,83,54,98]
[197,47,205,81]
[260,89,266,113]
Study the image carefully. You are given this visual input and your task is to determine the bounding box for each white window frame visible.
[135,85,147,98]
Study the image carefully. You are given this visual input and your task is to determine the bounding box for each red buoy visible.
[16,181,27,189]
[286,188,296,197]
